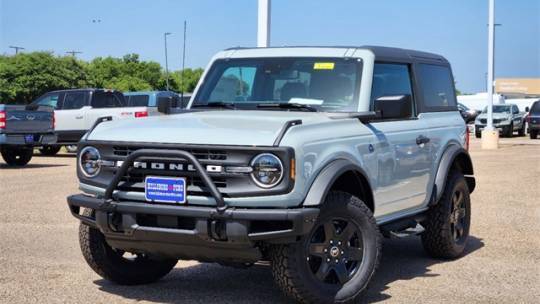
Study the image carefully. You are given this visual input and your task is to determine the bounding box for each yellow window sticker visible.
[313,62,335,70]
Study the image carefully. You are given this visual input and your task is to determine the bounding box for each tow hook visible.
[209,219,227,241]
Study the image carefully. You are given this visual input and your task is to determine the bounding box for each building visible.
[495,78,540,98]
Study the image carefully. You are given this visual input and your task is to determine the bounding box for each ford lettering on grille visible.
[116,161,223,173]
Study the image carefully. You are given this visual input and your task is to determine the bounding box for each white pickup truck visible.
[30,89,172,155]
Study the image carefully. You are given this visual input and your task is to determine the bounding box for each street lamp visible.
[164,32,172,91]
[9,46,25,54]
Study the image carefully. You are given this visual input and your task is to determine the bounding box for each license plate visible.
[24,134,34,144]
[145,176,186,204]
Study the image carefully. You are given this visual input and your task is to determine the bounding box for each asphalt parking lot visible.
[0,137,539,304]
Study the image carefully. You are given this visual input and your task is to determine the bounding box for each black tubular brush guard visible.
[103,148,227,211]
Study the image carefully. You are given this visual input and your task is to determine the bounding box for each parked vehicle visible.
[527,100,540,139]
[124,91,192,109]
[458,103,479,123]
[0,104,56,166]
[67,46,475,303]
[474,104,526,138]
[30,89,157,155]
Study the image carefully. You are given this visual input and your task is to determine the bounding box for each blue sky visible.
[1,0,539,93]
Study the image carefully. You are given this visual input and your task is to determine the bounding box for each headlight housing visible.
[79,146,101,177]
[250,153,284,188]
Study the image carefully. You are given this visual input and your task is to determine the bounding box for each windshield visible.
[192,57,361,112]
[484,105,511,113]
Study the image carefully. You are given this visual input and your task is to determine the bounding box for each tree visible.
[170,68,204,93]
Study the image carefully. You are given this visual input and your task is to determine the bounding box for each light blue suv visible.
[68,46,475,303]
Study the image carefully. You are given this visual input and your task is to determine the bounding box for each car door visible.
[511,105,521,129]
[369,63,432,216]
[85,91,125,128]
[55,91,90,141]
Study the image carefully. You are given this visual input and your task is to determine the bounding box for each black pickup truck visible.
[0,104,57,166]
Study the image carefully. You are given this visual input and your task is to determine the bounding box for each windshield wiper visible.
[257,103,318,112]
[192,101,236,109]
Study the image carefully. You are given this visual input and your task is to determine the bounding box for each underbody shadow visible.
[95,236,484,304]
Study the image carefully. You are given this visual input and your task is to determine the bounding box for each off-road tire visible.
[79,209,177,285]
[270,191,381,304]
[1,146,33,166]
[530,130,538,139]
[39,145,61,156]
[421,171,471,259]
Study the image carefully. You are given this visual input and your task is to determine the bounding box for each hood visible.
[87,110,333,146]
[476,112,510,120]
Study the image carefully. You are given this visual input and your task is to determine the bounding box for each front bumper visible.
[67,194,319,262]
[0,133,57,146]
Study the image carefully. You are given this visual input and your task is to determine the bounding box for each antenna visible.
[180,20,187,100]
[66,50,82,57]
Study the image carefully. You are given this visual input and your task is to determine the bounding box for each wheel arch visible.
[303,159,374,213]
[434,144,475,202]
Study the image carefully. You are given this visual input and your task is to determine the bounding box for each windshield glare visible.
[484,105,511,113]
[192,57,361,112]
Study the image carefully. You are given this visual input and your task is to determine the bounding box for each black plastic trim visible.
[273,119,302,146]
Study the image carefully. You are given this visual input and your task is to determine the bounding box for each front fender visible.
[303,159,372,207]
[434,145,475,202]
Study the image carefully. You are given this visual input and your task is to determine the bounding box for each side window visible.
[62,92,87,110]
[126,95,150,107]
[91,92,124,108]
[512,105,519,114]
[34,93,61,109]
[417,64,457,111]
[370,63,414,118]
[208,67,256,102]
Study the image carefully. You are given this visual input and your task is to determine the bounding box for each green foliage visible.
[0,52,202,104]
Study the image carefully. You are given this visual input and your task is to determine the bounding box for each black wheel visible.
[79,209,177,285]
[475,131,481,138]
[421,171,471,259]
[518,123,525,136]
[1,146,33,166]
[503,123,513,137]
[271,191,381,304]
[39,145,61,156]
[530,130,538,139]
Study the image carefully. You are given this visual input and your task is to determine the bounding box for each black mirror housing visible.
[157,97,173,114]
[374,95,412,120]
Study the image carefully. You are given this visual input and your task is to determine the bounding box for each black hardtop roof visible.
[225,45,449,64]
[47,88,122,94]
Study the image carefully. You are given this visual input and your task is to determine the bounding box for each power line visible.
[9,46,25,54]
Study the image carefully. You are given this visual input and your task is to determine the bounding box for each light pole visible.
[257,0,271,47]
[9,46,25,54]
[164,32,172,91]
[482,0,499,149]
[66,50,82,57]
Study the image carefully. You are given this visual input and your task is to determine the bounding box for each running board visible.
[379,212,427,238]
[388,223,425,238]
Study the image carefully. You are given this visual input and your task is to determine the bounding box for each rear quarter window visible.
[417,64,457,112]
[126,95,150,107]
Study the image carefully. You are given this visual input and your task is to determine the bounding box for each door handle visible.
[416,135,430,145]
[75,115,84,119]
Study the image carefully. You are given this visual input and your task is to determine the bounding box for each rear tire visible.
[79,209,177,285]
[39,145,61,156]
[1,146,33,166]
[271,191,381,303]
[421,171,471,259]
[518,123,525,136]
[475,131,481,138]
[503,123,513,137]
[530,130,538,139]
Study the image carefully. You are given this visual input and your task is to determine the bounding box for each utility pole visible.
[257,0,271,47]
[180,20,187,100]
[9,46,25,54]
[66,50,82,57]
[482,0,499,149]
[164,32,172,91]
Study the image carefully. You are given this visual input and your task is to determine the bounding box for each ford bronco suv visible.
[67,46,475,303]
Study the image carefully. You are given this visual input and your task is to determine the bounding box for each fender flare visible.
[303,159,373,208]
[434,145,475,202]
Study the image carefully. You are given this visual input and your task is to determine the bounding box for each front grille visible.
[113,146,227,161]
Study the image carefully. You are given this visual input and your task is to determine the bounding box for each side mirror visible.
[374,95,412,120]
[525,106,530,112]
[157,96,174,114]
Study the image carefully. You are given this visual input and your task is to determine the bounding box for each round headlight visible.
[79,146,101,177]
[250,153,284,188]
